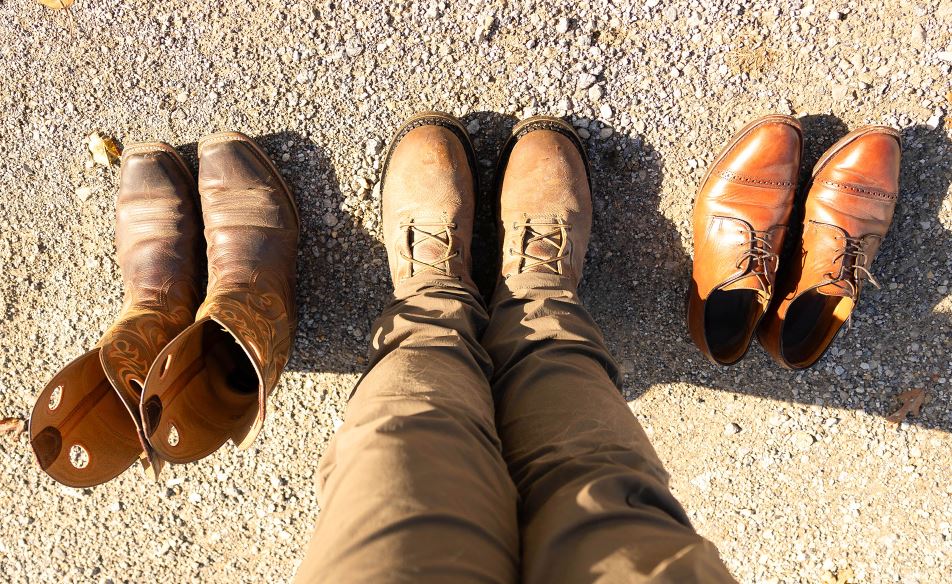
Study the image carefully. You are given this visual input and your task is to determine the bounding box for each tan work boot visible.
[495,116,592,286]
[141,132,299,464]
[381,112,478,286]
[30,143,202,487]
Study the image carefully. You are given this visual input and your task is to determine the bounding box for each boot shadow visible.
[585,115,952,433]
[252,131,390,377]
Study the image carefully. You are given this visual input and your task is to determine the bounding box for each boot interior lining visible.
[781,291,852,367]
[147,321,259,461]
[704,289,761,363]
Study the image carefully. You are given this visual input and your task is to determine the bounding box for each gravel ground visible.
[1,1,950,582]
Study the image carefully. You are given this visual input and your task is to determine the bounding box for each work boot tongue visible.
[409,230,453,276]
[521,238,559,273]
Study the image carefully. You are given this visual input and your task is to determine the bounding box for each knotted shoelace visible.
[733,228,779,290]
[821,235,881,298]
[510,220,571,274]
[399,221,459,277]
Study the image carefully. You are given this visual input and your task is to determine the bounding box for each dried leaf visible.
[886,388,926,425]
[87,132,121,166]
[37,0,75,8]
[0,417,25,438]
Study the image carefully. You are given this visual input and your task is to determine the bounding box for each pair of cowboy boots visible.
[688,115,901,369]
[381,111,591,289]
[30,134,299,487]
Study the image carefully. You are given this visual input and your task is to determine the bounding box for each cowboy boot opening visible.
[30,349,142,487]
[140,317,263,463]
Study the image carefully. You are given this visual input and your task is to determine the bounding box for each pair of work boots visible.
[688,115,902,368]
[382,112,591,289]
[30,134,299,487]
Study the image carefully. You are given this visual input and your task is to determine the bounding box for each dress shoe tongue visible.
[720,274,770,297]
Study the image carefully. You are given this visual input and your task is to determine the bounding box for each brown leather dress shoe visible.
[758,126,901,369]
[141,132,299,463]
[687,115,802,365]
[495,116,591,285]
[381,112,477,285]
[30,143,202,486]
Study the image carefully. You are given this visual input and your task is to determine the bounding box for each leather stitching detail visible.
[716,169,794,188]
[818,180,898,201]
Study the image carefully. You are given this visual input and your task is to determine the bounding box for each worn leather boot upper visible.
[381,113,477,286]
[140,132,299,463]
[687,115,802,365]
[759,126,901,369]
[30,143,202,486]
[496,117,592,287]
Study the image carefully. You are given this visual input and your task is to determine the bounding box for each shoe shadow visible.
[460,111,520,297]
[256,115,950,434]
[584,115,952,433]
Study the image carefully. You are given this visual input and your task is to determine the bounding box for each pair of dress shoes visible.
[688,115,901,369]
[30,134,299,487]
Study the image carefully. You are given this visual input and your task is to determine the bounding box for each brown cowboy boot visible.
[687,115,802,365]
[758,126,901,369]
[495,116,592,286]
[381,112,477,285]
[140,132,299,463]
[30,143,202,487]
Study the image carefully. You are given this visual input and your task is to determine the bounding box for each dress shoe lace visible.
[820,235,881,298]
[732,229,779,290]
[510,219,571,274]
[400,220,459,278]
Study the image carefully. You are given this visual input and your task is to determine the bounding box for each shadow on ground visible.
[255,115,951,434]
[583,115,952,434]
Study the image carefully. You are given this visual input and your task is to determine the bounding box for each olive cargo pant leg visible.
[294,277,519,583]
[482,273,737,584]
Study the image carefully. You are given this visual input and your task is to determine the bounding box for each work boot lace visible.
[400,220,459,278]
[821,235,881,299]
[510,219,571,274]
[733,228,779,290]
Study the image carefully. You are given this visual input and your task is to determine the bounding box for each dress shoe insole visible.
[782,291,850,367]
[142,321,259,463]
[704,289,761,363]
